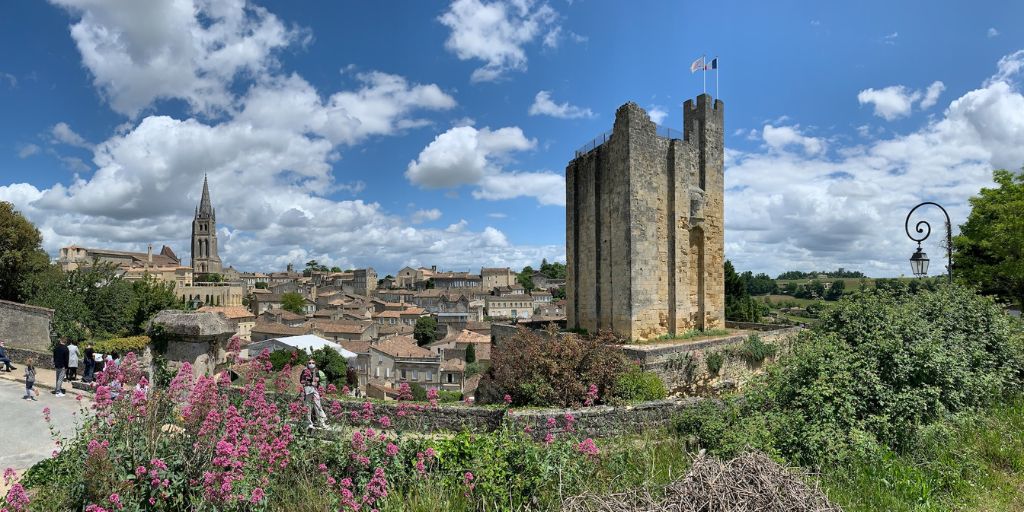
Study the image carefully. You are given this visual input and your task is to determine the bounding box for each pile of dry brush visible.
[563,450,842,512]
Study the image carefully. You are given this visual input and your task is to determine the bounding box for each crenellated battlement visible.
[683,93,724,142]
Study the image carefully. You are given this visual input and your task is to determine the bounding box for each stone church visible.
[566,94,725,340]
[191,175,223,275]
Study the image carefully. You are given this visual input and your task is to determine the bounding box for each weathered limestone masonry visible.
[0,299,53,353]
[622,326,802,392]
[567,94,725,340]
[149,310,236,377]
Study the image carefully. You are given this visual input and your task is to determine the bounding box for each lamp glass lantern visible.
[909,246,929,277]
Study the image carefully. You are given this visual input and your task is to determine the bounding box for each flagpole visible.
[702,55,706,95]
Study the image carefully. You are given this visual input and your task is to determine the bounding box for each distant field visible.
[761,294,819,306]
[775,277,875,288]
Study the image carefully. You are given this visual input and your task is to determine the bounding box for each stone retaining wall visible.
[0,299,53,352]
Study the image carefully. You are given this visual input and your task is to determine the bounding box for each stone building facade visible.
[566,95,725,340]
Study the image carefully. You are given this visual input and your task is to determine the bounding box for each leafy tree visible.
[254,282,268,289]
[725,260,768,322]
[0,201,51,302]
[131,277,184,334]
[280,292,306,315]
[194,273,223,283]
[329,266,342,273]
[310,347,348,385]
[517,265,535,292]
[465,342,476,364]
[413,316,439,346]
[538,259,566,280]
[303,259,328,277]
[824,279,846,300]
[954,169,1024,309]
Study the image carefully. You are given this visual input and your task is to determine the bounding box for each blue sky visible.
[1,1,1022,277]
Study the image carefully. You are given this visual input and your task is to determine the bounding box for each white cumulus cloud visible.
[762,125,825,155]
[438,0,560,82]
[528,91,594,119]
[858,80,946,120]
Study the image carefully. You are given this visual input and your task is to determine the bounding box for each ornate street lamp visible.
[905,202,952,283]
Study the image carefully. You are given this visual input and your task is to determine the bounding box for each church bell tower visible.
[191,175,223,275]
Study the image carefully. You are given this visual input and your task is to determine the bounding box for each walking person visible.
[83,344,96,383]
[0,340,15,372]
[67,341,80,381]
[52,338,69,397]
[300,359,327,430]
[22,359,38,401]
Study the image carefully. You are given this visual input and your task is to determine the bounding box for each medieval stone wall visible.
[0,299,53,352]
[567,95,725,340]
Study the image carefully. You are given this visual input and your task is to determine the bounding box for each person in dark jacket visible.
[83,344,96,383]
[52,338,69,397]
[0,340,15,372]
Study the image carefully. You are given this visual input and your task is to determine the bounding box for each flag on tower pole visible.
[690,55,706,94]
[706,57,719,99]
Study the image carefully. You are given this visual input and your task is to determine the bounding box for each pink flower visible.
[424,447,436,459]
[564,413,576,431]
[577,438,600,458]
[543,433,554,445]
[250,487,266,503]
[109,493,123,510]
[386,443,399,457]
[584,383,598,406]
[503,394,512,405]
[378,415,392,428]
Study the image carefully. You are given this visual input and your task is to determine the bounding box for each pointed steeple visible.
[198,174,213,217]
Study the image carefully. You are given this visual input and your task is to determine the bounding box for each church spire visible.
[198,174,213,217]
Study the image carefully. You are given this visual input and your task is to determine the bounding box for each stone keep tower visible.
[191,175,223,275]
[566,94,725,340]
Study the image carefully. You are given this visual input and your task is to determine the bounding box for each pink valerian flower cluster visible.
[584,383,599,407]
[503,394,513,406]
[463,471,476,497]
[414,448,436,476]
[196,367,293,504]
[577,438,600,458]
[2,467,30,512]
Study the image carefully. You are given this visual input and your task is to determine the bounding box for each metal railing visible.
[573,125,683,158]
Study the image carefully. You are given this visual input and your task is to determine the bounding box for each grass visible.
[646,328,733,343]
[375,433,694,511]
[821,395,1024,511]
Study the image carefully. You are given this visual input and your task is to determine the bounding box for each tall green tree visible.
[464,342,477,364]
[280,292,307,315]
[725,260,768,322]
[0,201,51,302]
[954,169,1024,309]
[517,265,535,292]
[414,316,439,346]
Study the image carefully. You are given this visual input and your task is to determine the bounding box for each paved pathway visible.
[0,379,85,471]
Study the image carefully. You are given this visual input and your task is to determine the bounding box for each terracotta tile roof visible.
[441,358,465,372]
[197,306,255,320]
[372,336,435,359]
[251,321,306,336]
[481,267,513,275]
[377,324,414,336]
[399,307,427,316]
[261,309,305,321]
[308,320,371,334]
[374,310,401,318]
[448,329,489,344]
[339,340,371,354]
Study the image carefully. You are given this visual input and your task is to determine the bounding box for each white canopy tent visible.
[247,334,357,359]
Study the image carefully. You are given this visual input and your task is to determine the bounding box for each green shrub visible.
[92,335,150,355]
[705,352,725,377]
[437,390,463,402]
[311,347,348,385]
[410,383,428,401]
[742,285,1024,466]
[269,349,300,371]
[612,367,667,402]
[733,334,777,365]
